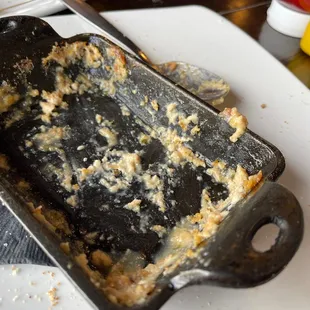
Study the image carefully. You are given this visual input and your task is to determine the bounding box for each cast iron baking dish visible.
[0,16,304,310]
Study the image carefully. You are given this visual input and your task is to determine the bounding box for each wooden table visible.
[61,0,310,88]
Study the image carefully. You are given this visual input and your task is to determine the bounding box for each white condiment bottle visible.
[267,0,310,38]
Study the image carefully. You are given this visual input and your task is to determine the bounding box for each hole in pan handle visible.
[170,182,304,291]
[0,16,59,44]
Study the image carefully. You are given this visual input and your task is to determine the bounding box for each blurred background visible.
[61,0,310,88]
[1,0,310,88]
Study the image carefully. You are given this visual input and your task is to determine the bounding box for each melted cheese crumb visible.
[42,42,103,68]
[98,127,118,147]
[140,95,148,106]
[66,195,77,207]
[106,46,127,82]
[207,160,263,207]
[150,100,159,111]
[47,287,59,307]
[190,125,200,136]
[138,133,151,145]
[120,104,131,116]
[220,107,248,142]
[32,126,69,152]
[166,103,199,132]
[166,103,178,124]
[96,114,103,124]
[91,250,113,269]
[151,225,167,238]
[124,199,141,213]
[0,82,20,114]
[60,242,70,255]
[28,88,39,97]
[142,174,166,212]
[39,68,92,123]
[157,128,205,167]
[80,151,142,193]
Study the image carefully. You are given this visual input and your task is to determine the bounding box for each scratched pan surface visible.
[0,16,304,310]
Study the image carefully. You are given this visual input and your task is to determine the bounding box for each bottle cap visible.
[267,0,310,38]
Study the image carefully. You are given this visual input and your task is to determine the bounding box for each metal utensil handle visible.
[62,0,152,64]
[171,182,304,289]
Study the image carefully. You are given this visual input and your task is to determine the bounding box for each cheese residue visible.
[13,57,34,75]
[80,150,142,193]
[77,161,262,307]
[30,126,75,192]
[151,225,167,238]
[150,99,159,111]
[32,126,69,152]
[42,42,103,68]
[190,125,200,136]
[66,195,77,207]
[120,104,131,116]
[166,103,199,132]
[106,46,127,83]
[157,128,205,168]
[220,107,248,142]
[207,160,263,207]
[96,114,103,124]
[47,287,59,307]
[4,39,263,308]
[39,68,92,123]
[98,127,118,147]
[28,203,71,235]
[124,199,141,213]
[138,133,151,145]
[140,95,148,106]
[0,82,20,114]
[91,250,113,270]
[142,174,166,212]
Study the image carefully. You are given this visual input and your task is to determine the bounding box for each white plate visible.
[0,0,65,17]
[0,265,91,310]
[1,5,310,310]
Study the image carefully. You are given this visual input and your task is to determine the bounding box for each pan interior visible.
[0,31,283,307]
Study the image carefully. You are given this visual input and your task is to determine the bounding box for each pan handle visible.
[170,181,304,290]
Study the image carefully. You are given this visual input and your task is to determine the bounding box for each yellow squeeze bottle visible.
[301,22,310,55]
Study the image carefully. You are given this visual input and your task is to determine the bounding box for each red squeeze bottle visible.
[283,0,302,7]
[281,0,310,11]
[299,0,310,11]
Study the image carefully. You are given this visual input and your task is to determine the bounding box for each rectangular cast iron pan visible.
[0,16,304,310]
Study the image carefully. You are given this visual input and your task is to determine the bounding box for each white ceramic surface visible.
[0,265,91,310]
[0,0,65,17]
[1,5,310,310]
